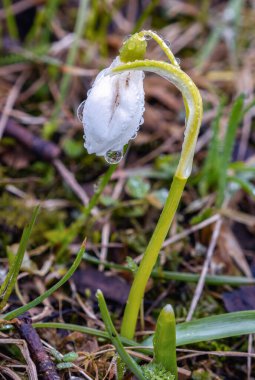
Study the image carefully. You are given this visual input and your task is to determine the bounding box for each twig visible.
[0,338,37,379]
[177,347,255,360]
[0,73,27,139]
[99,222,111,271]
[4,118,60,160]
[53,158,98,215]
[163,213,220,248]
[15,314,60,380]
[0,0,45,20]
[247,334,254,380]
[186,218,222,321]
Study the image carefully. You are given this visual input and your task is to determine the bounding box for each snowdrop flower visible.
[77,35,147,164]
[77,31,203,344]
[78,31,202,179]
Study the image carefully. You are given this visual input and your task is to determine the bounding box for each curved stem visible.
[138,30,180,67]
[112,60,203,179]
[112,59,202,339]
[121,176,186,339]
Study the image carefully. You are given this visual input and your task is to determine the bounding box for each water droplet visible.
[104,150,123,164]
[123,34,132,42]
[176,57,181,65]
[131,132,137,140]
[164,39,171,47]
[77,101,85,122]
[144,35,152,41]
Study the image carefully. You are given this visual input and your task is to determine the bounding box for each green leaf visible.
[0,206,40,311]
[33,311,255,350]
[96,290,146,380]
[126,176,151,199]
[2,242,86,320]
[217,94,245,206]
[62,138,84,158]
[143,310,255,347]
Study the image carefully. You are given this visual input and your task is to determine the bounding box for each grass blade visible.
[2,240,86,320]
[143,310,255,347]
[84,253,255,287]
[217,94,245,206]
[33,311,255,349]
[96,290,146,380]
[0,206,40,311]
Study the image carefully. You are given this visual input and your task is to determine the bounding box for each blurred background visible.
[0,1,255,378]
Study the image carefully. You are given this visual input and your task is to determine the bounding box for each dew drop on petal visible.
[77,101,86,122]
[104,150,123,164]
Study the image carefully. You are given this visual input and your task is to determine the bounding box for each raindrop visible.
[144,35,152,41]
[176,57,181,65]
[104,150,123,164]
[164,39,171,48]
[123,34,132,42]
[77,101,85,122]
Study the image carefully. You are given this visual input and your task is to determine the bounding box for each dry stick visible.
[53,159,94,211]
[4,119,97,214]
[99,175,126,271]
[162,213,220,248]
[5,118,60,160]
[99,222,111,271]
[15,314,60,380]
[177,348,255,361]
[247,334,254,380]
[186,218,222,322]
[133,214,220,265]
[0,338,37,379]
[0,0,45,19]
[0,73,27,139]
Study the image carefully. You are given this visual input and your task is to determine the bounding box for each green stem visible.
[84,253,255,286]
[121,176,186,339]
[97,290,146,380]
[113,48,202,340]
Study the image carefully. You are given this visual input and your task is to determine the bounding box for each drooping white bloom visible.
[77,57,145,164]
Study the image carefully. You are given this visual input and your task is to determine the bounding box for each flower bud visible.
[78,57,145,164]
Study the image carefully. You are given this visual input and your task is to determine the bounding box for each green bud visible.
[119,34,147,63]
[153,304,177,379]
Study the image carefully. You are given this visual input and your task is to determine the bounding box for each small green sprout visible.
[142,363,175,380]
[153,305,177,379]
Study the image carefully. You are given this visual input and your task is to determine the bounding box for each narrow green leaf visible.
[84,253,255,287]
[0,206,40,311]
[217,94,245,206]
[2,241,86,320]
[96,290,146,380]
[200,101,224,196]
[33,311,255,349]
[143,310,255,347]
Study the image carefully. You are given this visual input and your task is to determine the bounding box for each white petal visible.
[80,57,145,158]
